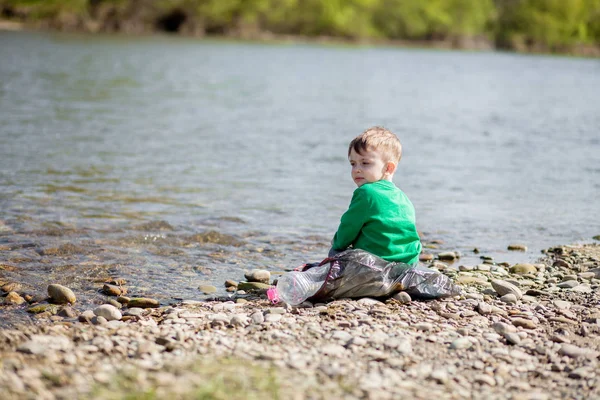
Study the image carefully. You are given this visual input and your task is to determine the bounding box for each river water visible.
[1,31,599,324]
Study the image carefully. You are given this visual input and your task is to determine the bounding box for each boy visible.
[330,126,422,265]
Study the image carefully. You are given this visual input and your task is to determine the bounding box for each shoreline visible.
[2,18,599,59]
[1,243,599,399]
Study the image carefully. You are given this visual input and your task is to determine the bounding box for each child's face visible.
[349,147,390,187]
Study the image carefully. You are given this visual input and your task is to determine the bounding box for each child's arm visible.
[331,190,369,251]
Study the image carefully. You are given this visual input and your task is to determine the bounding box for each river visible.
[1,31,599,324]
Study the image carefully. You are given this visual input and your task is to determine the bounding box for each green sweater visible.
[332,180,422,264]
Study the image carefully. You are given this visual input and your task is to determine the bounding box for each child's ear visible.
[386,161,397,175]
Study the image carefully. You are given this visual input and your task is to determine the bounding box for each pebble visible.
[558,344,599,359]
[224,280,238,288]
[493,322,516,335]
[450,337,473,350]
[94,304,122,321]
[127,298,160,308]
[415,323,433,332]
[557,280,578,289]
[237,282,271,292]
[2,243,600,400]
[4,291,25,305]
[437,251,458,261]
[17,335,72,355]
[102,283,125,296]
[198,285,217,294]
[491,279,523,299]
[511,318,537,329]
[419,253,434,262]
[507,244,528,252]
[503,332,521,345]
[124,307,145,317]
[474,374,496,386]
[571,284,592,293]
[476,302,492,315]
[58,306,78,318]
[392,292,411,304]
[250,311,264,324]
[500,293,518,304]
[47,284,76,304]
[244,269,271,284]
[510,263,537,274]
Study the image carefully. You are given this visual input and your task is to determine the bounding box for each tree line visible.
[2,0,600,54]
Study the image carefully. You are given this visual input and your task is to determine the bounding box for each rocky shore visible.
[1,243,599,399]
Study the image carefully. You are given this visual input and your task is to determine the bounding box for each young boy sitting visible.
[330,126,422,265]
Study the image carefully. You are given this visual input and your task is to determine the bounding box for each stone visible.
[477,302,492,315]
[250,311,264,324]
[457,276,488,285]
[17,335,72,355]
[578,271,596,280]
[1,282,22,293]
[419,253,434,262]
[415,323,433,332]
[94,304,122,321]
[493,322,516,335]
[525,289,549,296]
[510,264,537,274]
[504,332,521,345]
[553,259,571,268]
[58,306,78,318]
[558,344,599,359]
[264,313,282,323]
[511,318,537,329]
[438,252,458,261]
[47,284,76,304]
[392,292,411,304]
[124,307,145,317]
[224,280,238,288]
[244,269,271,284]
[237,282,271,292]
[102,283,125,296]
[571,284,592,293]
[4,291,25,305]
[557,280,578,289]
[500,293,518,304]
[27,304,59,314]
[198,285,217,294]
[127,298,160,308]
[79,310,95,321]
[107,299,122,309]
[507,244,527,252]
[450,337,473,350]
[474,374,496,386]
[491,279,522,299]
[569,367,594,380]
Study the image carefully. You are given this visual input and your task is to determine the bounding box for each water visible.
[1,31,599,324]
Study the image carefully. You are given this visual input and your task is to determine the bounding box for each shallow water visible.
[1,31,599,325]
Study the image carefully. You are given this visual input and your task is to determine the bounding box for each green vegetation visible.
[89,357,287,400]
[1,0,600,54]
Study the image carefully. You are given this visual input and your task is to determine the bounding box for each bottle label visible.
[266,287,280,304]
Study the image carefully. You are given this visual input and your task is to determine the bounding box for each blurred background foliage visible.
[1,0,599,54]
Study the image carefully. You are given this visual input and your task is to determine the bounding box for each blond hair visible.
[348,126,402,163]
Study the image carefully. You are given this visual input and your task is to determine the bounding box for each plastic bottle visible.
[274,264,330,305]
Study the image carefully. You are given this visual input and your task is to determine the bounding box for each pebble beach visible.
[1,243,600,399]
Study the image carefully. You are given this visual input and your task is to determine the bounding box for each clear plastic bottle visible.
[275,264,330,305]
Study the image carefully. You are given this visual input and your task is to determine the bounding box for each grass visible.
[90,357,284,400]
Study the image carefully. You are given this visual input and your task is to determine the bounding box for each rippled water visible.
[1,31,599,324]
